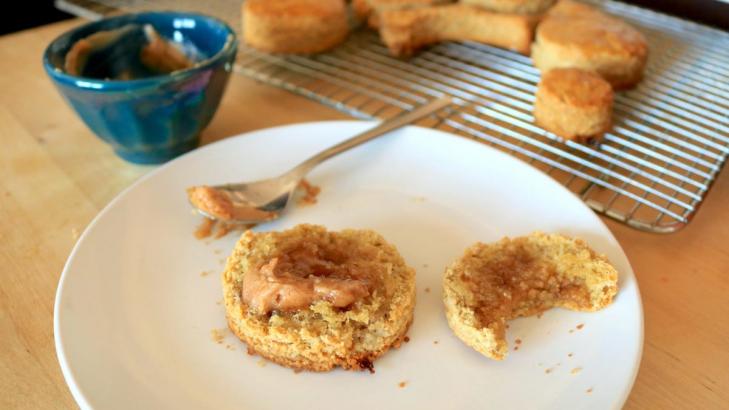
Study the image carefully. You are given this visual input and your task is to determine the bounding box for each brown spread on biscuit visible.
[463,241,593,329]
[242,254,372,313]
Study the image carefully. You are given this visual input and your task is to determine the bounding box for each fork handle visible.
[289,96,452,177]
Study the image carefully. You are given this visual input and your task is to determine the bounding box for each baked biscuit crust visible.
[379,4,537,56]
[243,0,349,54]
[531,0,648,89]
[461,0,556,14]
[443,232,618,360]
[357,0,455,28]
[534,68,614,141]
[223,224,416,371]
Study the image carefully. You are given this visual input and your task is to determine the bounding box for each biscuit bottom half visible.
[223,224,416,372]
[443,232,618,360]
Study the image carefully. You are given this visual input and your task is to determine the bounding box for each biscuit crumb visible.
[514,346,519,351]
[571,367,582,375]
[257,359,267,368]
[433,340,439,345]
[404,336,410,343]
[293,368,303,374]
[200,270,212,277]
[536,312,543,319]
[211,328,226,344]
[225,344,236,351]
[398,381,408,388]
[298,179,321,206]
[586,388,593,394]
[424,287,431,293]
[569,329,574,334]
[358,358,376,374]
[576,323,584,330]
[422,263,429,268]
[247,347,256,356]
[515,338,522,345]
[70,227,80,241]
[545,368,553,374]
[568,353,573,358]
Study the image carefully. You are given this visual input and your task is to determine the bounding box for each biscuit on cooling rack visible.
[534,68,614,142]
[379,4,536,56]
[532,0,648,89]
[353,0,455,28]
[461,0,556,14]
[243,0,349,54]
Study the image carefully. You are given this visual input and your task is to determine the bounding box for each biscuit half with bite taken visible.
[223,224,416,372]
[242,0,349,54]
[443,232,618,360]
[534,67,614,142]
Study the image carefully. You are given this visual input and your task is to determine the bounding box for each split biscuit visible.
[443,232,618,360]
[223,224,416,372]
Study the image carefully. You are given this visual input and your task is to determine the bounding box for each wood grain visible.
[1,19,728,409]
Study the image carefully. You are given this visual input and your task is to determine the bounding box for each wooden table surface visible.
[2,20,728,409]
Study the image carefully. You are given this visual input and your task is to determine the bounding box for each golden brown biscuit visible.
[534,68,614,142]
[461,0,556,14]
[352,0,374,24]
[443,232,618,360]
[531,0,648,89]
[223,224,416,372]
[242,0,349,54]
[356,0,455,28]
[379,4,537,56]
[545,0,603,18]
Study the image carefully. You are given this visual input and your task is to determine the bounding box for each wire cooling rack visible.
[56,0,729,233]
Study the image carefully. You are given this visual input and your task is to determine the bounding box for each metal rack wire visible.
[56,0,729,233]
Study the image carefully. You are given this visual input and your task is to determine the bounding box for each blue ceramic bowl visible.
[43,12,237,164]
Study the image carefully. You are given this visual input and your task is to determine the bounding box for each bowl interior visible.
[44,11,235,81]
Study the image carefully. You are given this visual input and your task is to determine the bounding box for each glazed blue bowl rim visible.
[43,11,238,91]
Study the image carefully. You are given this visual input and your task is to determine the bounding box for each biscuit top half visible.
[538,13,648,58]
[539,68,614,107]
[450,232,618,328]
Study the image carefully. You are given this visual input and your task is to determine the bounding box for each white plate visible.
[55,121,643,410]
